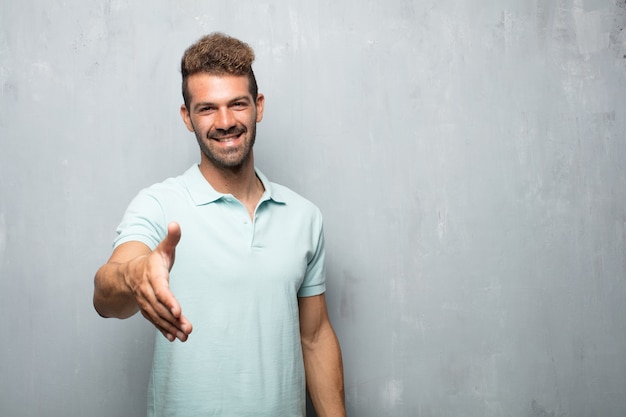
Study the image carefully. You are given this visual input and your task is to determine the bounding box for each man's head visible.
[179,33,264,171]
[181,33,258,109]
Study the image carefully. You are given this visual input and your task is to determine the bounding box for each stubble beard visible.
[195,123,256,170]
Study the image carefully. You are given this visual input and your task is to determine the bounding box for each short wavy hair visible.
[181,32,258,108]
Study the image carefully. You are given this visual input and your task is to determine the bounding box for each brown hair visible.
[181,32,258,108]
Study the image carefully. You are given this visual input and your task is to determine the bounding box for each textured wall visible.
[1,1,625,416]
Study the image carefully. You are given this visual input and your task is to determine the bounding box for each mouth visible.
[213,136,238,142]
[210,128,245,143]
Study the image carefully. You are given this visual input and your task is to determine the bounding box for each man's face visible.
[181,73,264,170]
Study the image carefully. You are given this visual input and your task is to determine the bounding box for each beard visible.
[194,122,257,170]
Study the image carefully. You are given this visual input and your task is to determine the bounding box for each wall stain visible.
[531,399,556,417]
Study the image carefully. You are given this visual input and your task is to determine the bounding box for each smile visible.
[209,129,245,142]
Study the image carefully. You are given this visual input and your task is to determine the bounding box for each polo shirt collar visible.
[183,164,286,206]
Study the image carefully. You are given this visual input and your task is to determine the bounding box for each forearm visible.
[93,261,139,319]
[302,324,346,417]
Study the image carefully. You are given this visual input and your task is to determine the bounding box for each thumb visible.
[156,221,181,267]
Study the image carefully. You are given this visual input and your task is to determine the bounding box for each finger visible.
[139,298,189,341]
[151,276,183,319]
[178,314,193,335]
[156,222,181,262]
[136,282,187,335]
[155,310,192,340]
[152,315,190,343]
[140,310,178,342]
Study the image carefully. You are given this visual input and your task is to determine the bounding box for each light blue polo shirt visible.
[114,164,326,417]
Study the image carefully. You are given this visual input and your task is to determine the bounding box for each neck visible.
[198,153,264,205]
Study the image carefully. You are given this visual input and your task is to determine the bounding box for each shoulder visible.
[266,179,323,221]
[264,180,325,241]
[121,167,195,228]
[114,167,196,249]
[272,182,319,209]
[257,169,319,210]
[134,166,196,202]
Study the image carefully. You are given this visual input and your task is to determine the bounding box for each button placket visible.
[220,196,254,244]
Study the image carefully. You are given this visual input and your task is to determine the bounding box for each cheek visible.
[190,118,211,135]
[248,111,260,126]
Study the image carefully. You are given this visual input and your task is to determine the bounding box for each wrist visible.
[121,254,145,294]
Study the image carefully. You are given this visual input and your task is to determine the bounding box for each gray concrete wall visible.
[1,1,625,416]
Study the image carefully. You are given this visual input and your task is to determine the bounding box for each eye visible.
[197,106,215,114]
[232,101,248,109]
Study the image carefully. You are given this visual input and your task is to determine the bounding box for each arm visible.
[299,293,346,417]
[93,222,192,342]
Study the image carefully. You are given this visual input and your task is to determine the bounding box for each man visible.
[93,33,345,417]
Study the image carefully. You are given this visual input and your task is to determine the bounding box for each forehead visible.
[186,73,252,105]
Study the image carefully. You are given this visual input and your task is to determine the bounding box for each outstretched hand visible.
[126,222,193,342]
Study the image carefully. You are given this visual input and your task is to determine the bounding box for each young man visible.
[93,33,345,416]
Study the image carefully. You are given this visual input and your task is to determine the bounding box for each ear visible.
[255,93,265,123]
[180,104,195,132]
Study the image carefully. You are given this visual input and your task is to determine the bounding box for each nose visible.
[215,107,236,131]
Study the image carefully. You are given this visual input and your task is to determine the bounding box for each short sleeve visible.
[297,216,326,298]
[113,188,167,250]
